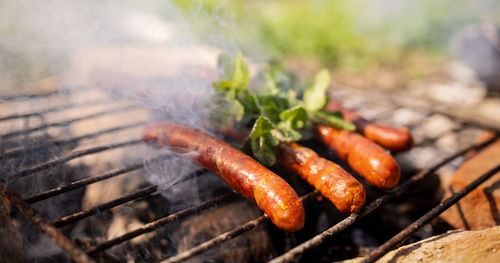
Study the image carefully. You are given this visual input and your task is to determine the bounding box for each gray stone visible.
[340,226,500,263]
[392,108,428,126]
[413,114,458,141]
[425,81,486,106]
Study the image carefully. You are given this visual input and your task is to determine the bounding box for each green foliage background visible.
[170,0,500,70]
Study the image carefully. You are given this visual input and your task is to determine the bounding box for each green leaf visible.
[276,106,311,141]
[249,116,276,139]
[217,53,235,80]
[303,69,331,112]
[215,52,250,94]
[239,90,261,119]
[257,95,290,123]
[232,53,250,93]
[208,97,245,129]
[253,71,279,96]
[279,106,308,129]
[246,116,280,166]
[212,80,234,93]
[310,110,355,131]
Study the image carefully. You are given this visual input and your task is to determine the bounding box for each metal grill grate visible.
[0,87,498,263]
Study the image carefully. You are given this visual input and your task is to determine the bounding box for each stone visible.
[439,139,500,230]
[413,114,458,142]
[424,81,486,106]
[391,108,428,127]
[340,226,500,263]
[477,99,500,127]
[452,22,500,91]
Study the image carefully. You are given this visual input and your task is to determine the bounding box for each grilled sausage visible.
[324,101,413,152]
[277,142,366,213]
[143,122,305,231]
[315,125,400,189]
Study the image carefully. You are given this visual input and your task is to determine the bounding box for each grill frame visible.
[1,87,499,263]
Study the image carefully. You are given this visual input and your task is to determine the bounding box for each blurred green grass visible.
[170,0,500,71]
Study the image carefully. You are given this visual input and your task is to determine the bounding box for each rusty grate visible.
[1,87,499,263]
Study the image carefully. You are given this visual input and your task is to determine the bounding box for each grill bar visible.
[3,121,148,159]
[0,98,114,122]
[0,104,141,140]
[268,135,499,263]
[86,191,238,255]
[361,163,500,263]
[52,185,158,227]
[24,155,170,204]
[0,88,89,102]
[51,168,210,228]
[7,139,143,181]
[161,190,320,263]
[0,181,95,263]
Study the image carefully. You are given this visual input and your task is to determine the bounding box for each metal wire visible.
[7,139,143,181]
[161,191,320,263]
[0,180,95,263]
[360,163,500,263]
[86,191,238,255]
[3,121,148,159]
[51,168,210,228]
[0,88,78,102]
[0,104,141,140]
[0,98,114,122]
[267,135,498,263]
[52,185,159,227]
[24,155,170,204]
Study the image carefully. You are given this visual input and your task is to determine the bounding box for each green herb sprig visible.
[209,52,354,166]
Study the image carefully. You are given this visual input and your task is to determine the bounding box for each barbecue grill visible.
[1,84,499,263]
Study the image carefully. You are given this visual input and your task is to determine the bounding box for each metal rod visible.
[24,155,170,204]
[0,99,114,122]
[86,191,238,255]
[3,121,148,159]
[360,163,500,263]
[161,191,320,263]
[52,185,158,227]
[0,88,78,102]
[268,135,498,263]
[0,104,141,140]
[0,181,95,263]
[7,139,143,181]
[52,168,210,228]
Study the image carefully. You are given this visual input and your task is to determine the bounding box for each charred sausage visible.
[315,125,400,189]
[143,122,305,231]
[324,101,413,152]
[277,142,366,213]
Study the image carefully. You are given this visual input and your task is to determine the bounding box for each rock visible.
[424,81,486,106]
[391,108,428,127]
[397,147,444,170]
[413,114,458,142]
[439,139,500,230]
[477,99,500,127]
[445,60,480,85]
[452,22,500,91]
[340,226,500,263]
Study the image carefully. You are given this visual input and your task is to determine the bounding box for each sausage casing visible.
[277,142,366,213]
[315,125,400,189]
[324,101,413,152]
[143,122,305,231]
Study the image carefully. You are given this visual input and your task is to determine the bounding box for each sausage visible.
[207,126,366,213]
[315,125,400,189]
[143,122,305,232]
[324,101,413,152]
[277,142,366,213]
